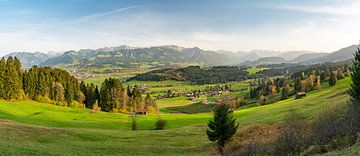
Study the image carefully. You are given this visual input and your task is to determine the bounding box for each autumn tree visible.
[50,82,65,101]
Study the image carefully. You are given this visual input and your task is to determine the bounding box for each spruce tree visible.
[0,58,5,99]
[349,47,360,103]
[329,71,337,86]
[206,104,238,153]
[281,86,289,100]
[5,57,21,99]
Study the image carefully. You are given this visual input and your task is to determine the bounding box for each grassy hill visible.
[0,78,351,155]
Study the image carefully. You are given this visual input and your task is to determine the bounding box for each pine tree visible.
[320,71,327,82]
[329,71,337,86]
[337,68,345,80]
[65,85,74,105]
[36,72,47,97]
[0,58,5,99]
[131,85,143,110]
[99,78,125,112]
[349,47,360,103]
[206,104,238,153]
[4,57,21,99]
[300,72,305,80]
[94,86,100,101]
[50,82,65,101]
[281,86,289,100]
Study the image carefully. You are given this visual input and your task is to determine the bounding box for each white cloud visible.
[277,1,360,16]
[78,5,144,22]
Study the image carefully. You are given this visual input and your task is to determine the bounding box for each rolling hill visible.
[290,53,328,63]
[4,45,358,69]
[0,77,351,155]
[5,52,51,68]
[307,45,358,64]
[40,45,235,68]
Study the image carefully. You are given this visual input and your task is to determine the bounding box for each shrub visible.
[155,119,167,130]
[274,111,310,156]
[130,114,138,130]
[56,101,66,106]
[312,104,353,144]
[91,100,101,113]
[35,95,53,104]
[69,101,80,108]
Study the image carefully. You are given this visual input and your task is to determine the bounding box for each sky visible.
[0,0,359,54]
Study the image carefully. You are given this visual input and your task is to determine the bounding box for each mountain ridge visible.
[4,44,357,68]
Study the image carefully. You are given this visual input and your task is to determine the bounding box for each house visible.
[295,92,306,99]
[134,109,147,115]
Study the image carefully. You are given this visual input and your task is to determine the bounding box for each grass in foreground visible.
[0,78,351,155]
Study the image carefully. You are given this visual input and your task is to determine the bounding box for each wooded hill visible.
[127,66,249,85]
[0,56,157,113]
[5,45,358,70]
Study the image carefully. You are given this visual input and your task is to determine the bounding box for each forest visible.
[1,56,157,113]
[128,66,249,84]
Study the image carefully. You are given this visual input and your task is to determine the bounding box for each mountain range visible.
[3,45,358,69]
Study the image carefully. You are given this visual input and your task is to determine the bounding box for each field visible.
[0,77,351,155]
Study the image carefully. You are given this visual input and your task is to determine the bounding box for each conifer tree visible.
[349,47,360,103]
[0,58,5,99]
[281,86,289,100]
[4,57,21,99]
[329,71,337,86]
[94,86,100,101]
[50,82,65,101]
[206,104,238,153]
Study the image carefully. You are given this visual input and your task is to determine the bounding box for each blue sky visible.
[0,0,359,54]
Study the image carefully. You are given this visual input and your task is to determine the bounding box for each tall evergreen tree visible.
[349,46,360,103]
[206,104,238,153]
[329,71,337,86]
[50,82,65,101]
[99,78,125,112]
[0,58,5,99]
[4,57,21,99]
[281,86,289,100]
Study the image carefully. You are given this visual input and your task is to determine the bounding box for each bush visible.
[69,101,80,108]
[35,95,53,104]
[56,101,66,106]
[274,111,310,156]
[155,119,167,130]
[312,104,352,146]
[227,142,273,156]
[130,114,138,130]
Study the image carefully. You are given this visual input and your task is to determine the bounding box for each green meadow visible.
[0,78,352,155]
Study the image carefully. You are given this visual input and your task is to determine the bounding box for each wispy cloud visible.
[276,1,360,16]
[78,5,144,22]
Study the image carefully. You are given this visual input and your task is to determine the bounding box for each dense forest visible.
[1,56,157,113]
[127,66,248,84]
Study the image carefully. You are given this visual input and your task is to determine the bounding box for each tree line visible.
[1,56,157,113]
[128,66,249,84]
[249,64,349,105]
[80,78,157,113]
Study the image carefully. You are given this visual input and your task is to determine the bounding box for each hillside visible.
[0,78,351,155]
[5,52,51,68]
[5,45,357,69]
[291,53,328,63]
[306,45,358,64]
[127,66,248,84]
[40,45,234,69]
[240,57,287,66]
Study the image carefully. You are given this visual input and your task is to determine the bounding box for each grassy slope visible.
[0,78,351,155]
